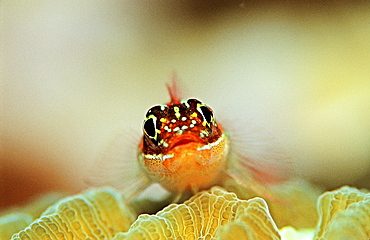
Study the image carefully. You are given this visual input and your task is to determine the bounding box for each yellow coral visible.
[7,185,370,240]
[114,187,281,240]
[0,193,65,239]
[314,186,370,240]
[10,188,136,240]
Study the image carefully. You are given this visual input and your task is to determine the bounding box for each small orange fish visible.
[138,80,229,200]
[88,77,293,202]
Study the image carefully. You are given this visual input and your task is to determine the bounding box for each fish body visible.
[138,98,229,194]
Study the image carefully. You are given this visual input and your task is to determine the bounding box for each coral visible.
[114,186,281,240]
[223,178,321,228]
[0,193,65,239]
[6,185,370,240]
[10,188,136,240]
[313,186,370,240]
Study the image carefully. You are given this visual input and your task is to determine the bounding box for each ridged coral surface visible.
[114,187,281,240]
[10,188,136,240]
[0,193,65,239]
[314,186,370,240]
[5,185,370,240]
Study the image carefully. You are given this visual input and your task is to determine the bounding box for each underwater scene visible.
[2,1,370,239]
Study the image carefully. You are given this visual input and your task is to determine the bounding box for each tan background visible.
[1,1,370,209]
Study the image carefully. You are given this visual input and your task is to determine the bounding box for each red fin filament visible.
[166,73,181,103]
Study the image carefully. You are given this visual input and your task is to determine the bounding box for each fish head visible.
[141,98,223,156]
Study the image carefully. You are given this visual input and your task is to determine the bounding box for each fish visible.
[87,76,293,202]
[137,79,229,201]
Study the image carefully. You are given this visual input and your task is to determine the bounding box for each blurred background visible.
[1,1,370,210]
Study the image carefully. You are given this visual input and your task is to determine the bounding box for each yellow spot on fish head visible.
[190,112,197,118]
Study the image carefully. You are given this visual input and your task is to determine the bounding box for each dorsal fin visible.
[166,73,181,103]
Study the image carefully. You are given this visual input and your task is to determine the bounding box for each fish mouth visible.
[168,134,203,150]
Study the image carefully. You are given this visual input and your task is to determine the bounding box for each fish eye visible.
[143,116,158,140]
[199,105,213,123]
[196,103,214,127]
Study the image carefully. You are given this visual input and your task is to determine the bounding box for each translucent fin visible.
[85,130,152,200]
[171,188,193,203]
[220,117,296,199]
[172,191,184,203]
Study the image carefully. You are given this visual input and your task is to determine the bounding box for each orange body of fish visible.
[138,97,229,194]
